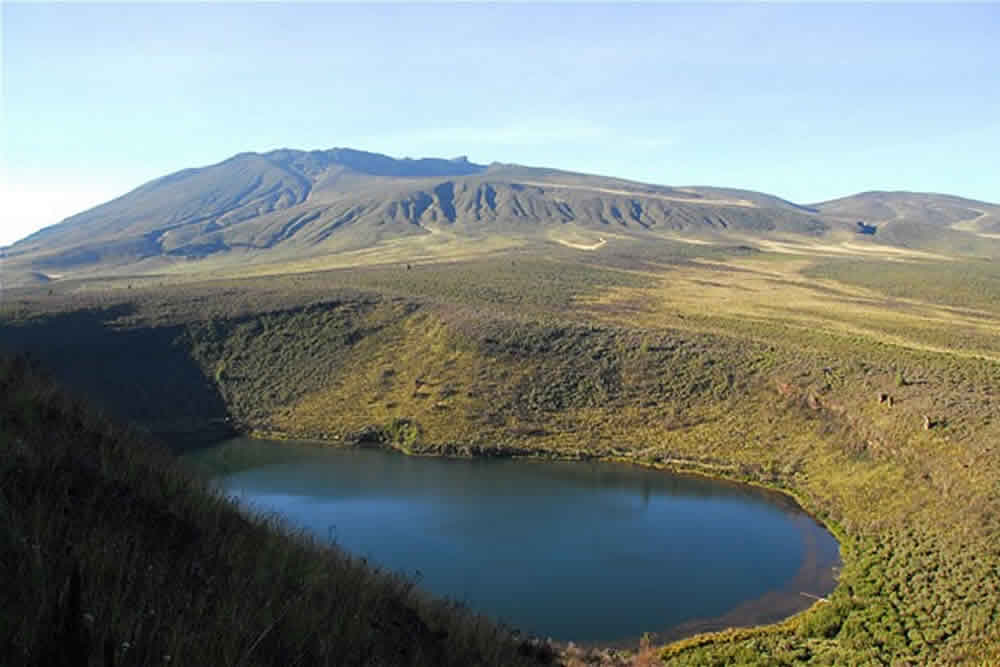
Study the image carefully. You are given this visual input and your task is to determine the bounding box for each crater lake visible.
[189,438,840,644]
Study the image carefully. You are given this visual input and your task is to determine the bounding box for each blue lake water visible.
[189,438,839,644]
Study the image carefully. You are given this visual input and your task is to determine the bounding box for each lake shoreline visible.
[197,426,843,652]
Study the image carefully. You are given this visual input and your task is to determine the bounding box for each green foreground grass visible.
[2,248,1000,665]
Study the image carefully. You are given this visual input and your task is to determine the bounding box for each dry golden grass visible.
[4,241,1000,664]
[576,252,1000,362]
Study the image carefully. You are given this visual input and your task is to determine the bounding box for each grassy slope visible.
[2,247,999,665]
[0,355,556,667]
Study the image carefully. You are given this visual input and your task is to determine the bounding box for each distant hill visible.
[813,190,1000,230]
[811,190,1000,254]
[5,148,1000,283]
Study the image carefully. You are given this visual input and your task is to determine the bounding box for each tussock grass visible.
[0,355,553,667]
[3,243,1000,664]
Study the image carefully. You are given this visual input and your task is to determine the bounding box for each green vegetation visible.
[0,355,554,667]
[297,255,652,313]
[804,257,1000,314]
[3,241,1000,664]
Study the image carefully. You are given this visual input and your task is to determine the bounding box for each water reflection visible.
[189,438,839,644]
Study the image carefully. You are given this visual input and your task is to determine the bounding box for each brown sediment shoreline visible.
[648,511,839,645]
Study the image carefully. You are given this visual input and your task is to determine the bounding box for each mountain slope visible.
[813,190,1000,230]
[6,149,487,266]
[5,148,999,282]
[811,190,1000,253]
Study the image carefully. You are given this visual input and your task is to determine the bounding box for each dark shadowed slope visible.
[0,354,554,667]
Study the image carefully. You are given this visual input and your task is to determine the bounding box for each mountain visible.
[811,191,1000,254]
[5,148,999,282]
[813,191,1000,230]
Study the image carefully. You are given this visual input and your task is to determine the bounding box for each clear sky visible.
[3,2,999,245]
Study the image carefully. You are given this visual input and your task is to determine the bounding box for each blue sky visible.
[3,2,999,245]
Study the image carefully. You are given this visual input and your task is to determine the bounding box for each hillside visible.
[0,353,556,667]
[813,190,1000,232]
[811,191,1000,253]
[4,147,1000,661]
[12,147,1000,286]
[3,243,1000,663]
[3,148,827,276]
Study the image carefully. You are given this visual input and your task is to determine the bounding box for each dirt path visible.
[755,239,951,260]
[554,237,607,251]
[950,207,990,231]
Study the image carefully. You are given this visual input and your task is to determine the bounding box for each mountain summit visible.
[5,148,1000,283]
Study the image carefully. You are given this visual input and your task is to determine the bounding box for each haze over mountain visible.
[5,147,1000,285]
